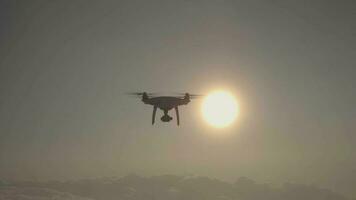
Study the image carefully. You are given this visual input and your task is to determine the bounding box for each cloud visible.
[3,175,350,200]
[0,186,93,200]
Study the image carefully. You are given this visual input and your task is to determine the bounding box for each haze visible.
[0,0,355,199]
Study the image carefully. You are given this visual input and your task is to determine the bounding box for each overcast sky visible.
[0,0,355,198]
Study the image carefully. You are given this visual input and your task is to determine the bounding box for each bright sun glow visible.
[202,90,239,128]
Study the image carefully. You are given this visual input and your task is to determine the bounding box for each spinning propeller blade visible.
[125,92,158,97]
[125,92,204,99]
[173,93,205,99]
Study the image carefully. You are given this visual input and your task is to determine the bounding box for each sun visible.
[202,90,239,128]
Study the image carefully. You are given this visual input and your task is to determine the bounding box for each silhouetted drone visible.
[127,92,203,126]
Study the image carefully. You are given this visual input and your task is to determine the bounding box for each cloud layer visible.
[1,175,351,200]
[0,186,93,200]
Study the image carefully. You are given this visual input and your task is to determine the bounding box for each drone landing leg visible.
[152,106,157,125]
[175,106,180,126]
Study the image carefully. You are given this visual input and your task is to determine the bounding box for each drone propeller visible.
[125,92,158,97]
[189,94,205,98]
[126,92,204,99]
[173,93,205,99]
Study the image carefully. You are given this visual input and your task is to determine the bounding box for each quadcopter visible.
[127,92,203,126]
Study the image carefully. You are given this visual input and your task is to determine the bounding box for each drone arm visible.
[174,106,180,126]
[152,106,157,125]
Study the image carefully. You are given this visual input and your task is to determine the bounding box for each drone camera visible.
[161,115,173,122]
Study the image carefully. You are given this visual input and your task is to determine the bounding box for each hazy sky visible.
[0,0,355,198]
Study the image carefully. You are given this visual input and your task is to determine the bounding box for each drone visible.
[127,92,203,126]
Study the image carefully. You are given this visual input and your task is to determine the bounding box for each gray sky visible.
[0,0,355,198]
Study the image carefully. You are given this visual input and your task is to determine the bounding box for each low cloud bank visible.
[0,186,93,200]
[1,175,351,200]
